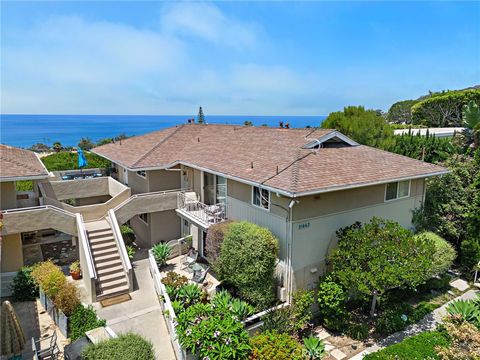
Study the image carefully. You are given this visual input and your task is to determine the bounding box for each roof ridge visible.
[132,125,185,167]
[0,155,46,175]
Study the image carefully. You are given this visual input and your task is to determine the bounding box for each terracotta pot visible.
[70,270,81,280]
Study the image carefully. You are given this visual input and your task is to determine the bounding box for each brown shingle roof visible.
[93,124,447,195]
[0,145,49,180]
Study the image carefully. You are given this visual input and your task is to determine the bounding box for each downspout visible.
[287,197,297,303]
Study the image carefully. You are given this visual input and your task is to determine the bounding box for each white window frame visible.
[139,213,149,225]
[136,170,146,178]
[252,186,270,211]
[384,180,411,202]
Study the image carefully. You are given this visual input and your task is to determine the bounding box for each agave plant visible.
[230,298,255,320]
[303,336,326,360]
[211,290,232,311]
[151,243,171,268]
[171,300,185,315]
[446,299,480,328]
[176,284,202,307]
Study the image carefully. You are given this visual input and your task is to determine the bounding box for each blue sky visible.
[1,1,479,115]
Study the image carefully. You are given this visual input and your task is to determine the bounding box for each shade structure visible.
[77,148,88,168]
[0,300,26,357]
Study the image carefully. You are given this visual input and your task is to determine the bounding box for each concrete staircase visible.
[85,220,129,300]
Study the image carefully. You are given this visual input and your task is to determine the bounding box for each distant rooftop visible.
[93,124,447,196]
[0,144,49,181]
[394,127,465,138]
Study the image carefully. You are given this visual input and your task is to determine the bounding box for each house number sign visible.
[298,222,310,230]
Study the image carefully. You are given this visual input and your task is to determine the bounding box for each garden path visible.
[351,288,479,359]
[92,258,175,360]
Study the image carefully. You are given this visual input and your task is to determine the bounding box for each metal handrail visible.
[76,213,97,279]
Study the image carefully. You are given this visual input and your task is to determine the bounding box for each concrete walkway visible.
[92,258,175,360]
[352,289,479,359]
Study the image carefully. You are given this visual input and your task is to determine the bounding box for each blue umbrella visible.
[77,148,88,169]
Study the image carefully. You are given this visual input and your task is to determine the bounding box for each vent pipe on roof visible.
[251,162,254,169]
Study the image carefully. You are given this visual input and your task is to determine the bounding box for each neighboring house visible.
[92,124,448,293]
[0,145,49,280]
[393,127,465,137]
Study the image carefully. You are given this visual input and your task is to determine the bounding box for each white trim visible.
[302,131,359,149]
[384,180,411,202]
[0,174,49,182]
[252,185,271,212]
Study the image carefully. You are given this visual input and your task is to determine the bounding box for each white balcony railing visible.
[176,192,226,228]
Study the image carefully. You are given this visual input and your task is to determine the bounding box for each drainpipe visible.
[286,198,297,303]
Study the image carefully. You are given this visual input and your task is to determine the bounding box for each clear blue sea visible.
[0,114,326,148]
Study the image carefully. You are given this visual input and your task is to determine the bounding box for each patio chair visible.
[182,249,198,271]
[32,331,59,360]
[192,266,209,283]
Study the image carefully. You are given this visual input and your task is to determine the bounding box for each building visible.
[393,127,465,138]
[0,124,448,301]
[92,124,447,292]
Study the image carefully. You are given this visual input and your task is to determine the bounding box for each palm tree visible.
[462,101,480,149]
[52,141,62,153]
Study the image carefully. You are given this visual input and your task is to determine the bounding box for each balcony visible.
[176,192,226,229]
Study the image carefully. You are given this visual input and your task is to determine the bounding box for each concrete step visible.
[97,284,129,300]
[98,272,126,283]
[97,264,124,276]
[95,258,122,270]
[88,232,114,241]
[90,241,116,251]
[100,277,128,291]
[89,236,115,245]
[94,253,121,263]
[91,247,118,257]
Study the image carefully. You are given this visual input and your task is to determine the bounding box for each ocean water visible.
[0,114,326,148]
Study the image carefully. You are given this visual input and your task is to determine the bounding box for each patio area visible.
[161,255,221,297]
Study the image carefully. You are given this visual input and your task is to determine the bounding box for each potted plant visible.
[69,260,81,280]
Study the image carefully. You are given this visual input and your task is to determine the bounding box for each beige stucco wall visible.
[76,195,111,206]
[1,182,17,210]
[1,233,23,272]
[150,210,181,245]
[148,169,181,192]
[130,215,150,248]
[291,180,425,290]
[127,169,149,194]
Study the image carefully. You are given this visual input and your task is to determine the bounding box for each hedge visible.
[41,151,110,171]
[364,331,450,360]
[82,333,155,360]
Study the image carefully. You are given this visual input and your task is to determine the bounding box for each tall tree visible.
[329,218,435,316]
[321,106,394,148]
[197,106,205,124]
[462,100,480,149]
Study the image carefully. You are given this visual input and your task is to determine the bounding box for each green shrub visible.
[82,333,154,360]
[376,304,412,335]
[415,232,456,277]
[317,276,347,329]
[161,271,188,295]
[175,302,251,359]
[460,238,480,272]
[120,225,135,245]
[417,273,451,292]
[69,305,106,341]
[290,289,315,334]
[216,221,279,309]
[364,331,450,360]
[345,322,370,341]
[15,180,33,192]
[176,283,203,307]
[410,302,439,323]
[54,282,80,316]
[41,151,110,171]
[32,261,67,299]
[250,331,305,360]
[151,243,171,267]
[204,220,232,263]
[10,266,38,301]
[211,290,254,320]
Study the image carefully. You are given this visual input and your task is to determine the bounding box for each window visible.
[385,180,410,201]
[139,213,148,224]
[136,170,146,178]
[252,186,270,210]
